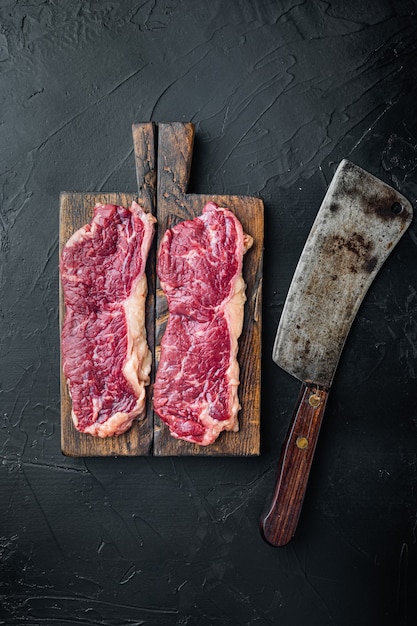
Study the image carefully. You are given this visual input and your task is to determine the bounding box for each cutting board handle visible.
[260,384,329,546]
[158,122,195,199]
[132,123,157,213]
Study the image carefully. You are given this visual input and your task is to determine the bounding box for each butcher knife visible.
[260,159,413,547]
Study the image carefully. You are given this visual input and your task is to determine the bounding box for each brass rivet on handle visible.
[308,393,321,408]
[296,436,309,449]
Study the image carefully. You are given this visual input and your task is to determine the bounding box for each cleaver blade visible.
[261,159,413,547]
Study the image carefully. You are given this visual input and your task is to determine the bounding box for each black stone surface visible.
[1,1,417,624]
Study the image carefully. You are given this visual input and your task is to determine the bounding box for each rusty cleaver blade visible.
[260,159,413,547]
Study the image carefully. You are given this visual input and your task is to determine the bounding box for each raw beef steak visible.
[60,202,156,437]
[153,202,253,445]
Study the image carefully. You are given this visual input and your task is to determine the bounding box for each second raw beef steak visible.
[153,202,253,445]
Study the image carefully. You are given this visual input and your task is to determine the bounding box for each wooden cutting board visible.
[60,122,263,457]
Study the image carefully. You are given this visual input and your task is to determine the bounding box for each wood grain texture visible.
[260,384,329,546]
[153,122,263,456]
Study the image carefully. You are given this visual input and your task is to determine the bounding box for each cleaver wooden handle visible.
[260,384,329,546]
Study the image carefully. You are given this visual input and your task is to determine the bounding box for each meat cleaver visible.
[260,159,413,547]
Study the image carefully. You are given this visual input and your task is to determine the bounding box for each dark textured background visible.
[1,1,417,624]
